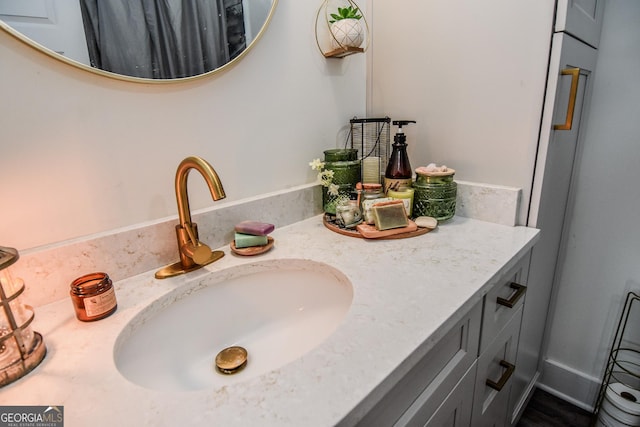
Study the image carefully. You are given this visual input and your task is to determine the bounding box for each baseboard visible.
[510,371,540,426]
[538,358,601,412]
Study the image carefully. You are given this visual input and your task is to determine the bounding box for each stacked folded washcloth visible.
[234,221,275,248]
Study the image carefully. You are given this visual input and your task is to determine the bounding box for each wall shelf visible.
[323,46,364,58]
[315,0,369,59]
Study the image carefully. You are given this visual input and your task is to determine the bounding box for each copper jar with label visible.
[69,273,118,322]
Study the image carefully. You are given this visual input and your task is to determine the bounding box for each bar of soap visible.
[234,232,269,248]
[234,221,275,236]
[372,200,409,230]
[415,216,438,229]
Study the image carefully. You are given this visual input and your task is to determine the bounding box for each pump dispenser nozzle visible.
[391,120,416,146]
[392,120,416,131]
[384,120,416,193]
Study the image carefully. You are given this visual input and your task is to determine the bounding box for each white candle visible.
[362,157,380,184]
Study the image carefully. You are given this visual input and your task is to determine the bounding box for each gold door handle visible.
[486,360,515,392]
[497,282,527,308]
[554,68,581,130]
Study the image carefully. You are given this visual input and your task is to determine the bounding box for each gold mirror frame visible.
[0,0,278,84]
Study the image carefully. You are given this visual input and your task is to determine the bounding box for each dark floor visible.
[517,388,595,427]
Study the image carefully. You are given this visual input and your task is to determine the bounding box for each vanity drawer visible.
[354,301,481,427]
[396,361,477,427]
[472,305,523,427]
[479,252,530,354]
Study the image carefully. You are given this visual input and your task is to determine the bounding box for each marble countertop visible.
[2,215,539,426]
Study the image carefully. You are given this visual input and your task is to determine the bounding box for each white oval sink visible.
[114,259,353,392]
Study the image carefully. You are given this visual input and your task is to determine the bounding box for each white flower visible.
[319,169,335,186]
[309,158,325,171]
[310,158,337,190]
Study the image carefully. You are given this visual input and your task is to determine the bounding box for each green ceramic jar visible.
[322,149,361,214]
[412,168,457,221]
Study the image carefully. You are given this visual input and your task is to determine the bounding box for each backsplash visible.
[455,180,521,227]
[14,181,520,307]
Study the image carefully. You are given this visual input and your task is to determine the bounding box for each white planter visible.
[330,18,364,49]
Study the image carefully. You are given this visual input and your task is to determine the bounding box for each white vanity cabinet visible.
[352,302,482,427]
[349,250,532,427]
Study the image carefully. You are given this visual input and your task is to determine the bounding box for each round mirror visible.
[0,0,277,83]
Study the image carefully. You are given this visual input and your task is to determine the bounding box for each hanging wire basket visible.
[315,0,370,58]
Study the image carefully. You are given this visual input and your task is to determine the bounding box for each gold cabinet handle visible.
[486,360,515,392]
[497,282,527,308]
[554,68,581,130]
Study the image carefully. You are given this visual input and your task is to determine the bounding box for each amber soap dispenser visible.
[384,120,416,193]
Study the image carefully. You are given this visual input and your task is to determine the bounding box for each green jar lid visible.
[324,148,358,162]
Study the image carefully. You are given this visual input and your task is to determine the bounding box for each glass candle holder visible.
[335,200,363,228]
[322,149,361,215]
[359,183,386,225]
[0,246,46,387]
[387,187,415,217]
[413,169,457,221]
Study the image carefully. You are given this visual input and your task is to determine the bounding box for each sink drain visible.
[215,346,248,374]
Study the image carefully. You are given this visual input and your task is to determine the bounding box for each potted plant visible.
[329,6,364,49]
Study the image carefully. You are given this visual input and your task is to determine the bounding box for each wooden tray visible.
[323,216,433,239]
[230,236,274,256]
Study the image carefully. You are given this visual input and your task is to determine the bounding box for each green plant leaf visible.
[330,5,362,21]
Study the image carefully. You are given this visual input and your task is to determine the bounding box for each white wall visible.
[0,1,366,251]
[368,1,555,225]
[541,0,640,407]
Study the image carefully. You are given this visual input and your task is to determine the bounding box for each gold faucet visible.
[155,156,226,279]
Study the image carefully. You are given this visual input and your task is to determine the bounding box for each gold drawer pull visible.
[497,282,526,308]
[486,360,515,392]
[553,67,581,131]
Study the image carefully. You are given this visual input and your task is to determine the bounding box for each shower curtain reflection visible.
[79,0,229,79]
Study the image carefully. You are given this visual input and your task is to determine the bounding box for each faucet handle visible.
[180,222,214,265]
[183,242,213,265]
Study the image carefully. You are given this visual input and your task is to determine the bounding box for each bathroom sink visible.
[114,259,353,392]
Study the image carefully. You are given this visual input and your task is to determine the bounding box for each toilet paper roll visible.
[602,382,640,426]
[598,407,625,427]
